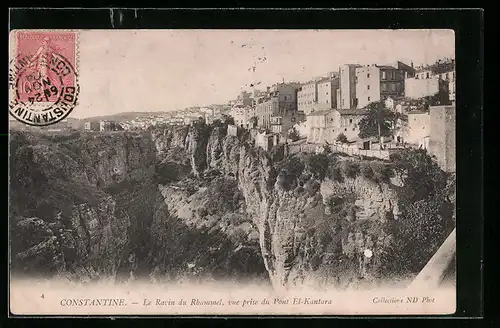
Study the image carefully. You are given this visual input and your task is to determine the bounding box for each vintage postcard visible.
[9,29,456,316]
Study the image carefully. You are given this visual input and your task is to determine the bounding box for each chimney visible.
[411,61,414,68]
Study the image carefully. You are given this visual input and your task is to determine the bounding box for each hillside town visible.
[11,57,455,173]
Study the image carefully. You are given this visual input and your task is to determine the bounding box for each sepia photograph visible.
[9,28,457,316]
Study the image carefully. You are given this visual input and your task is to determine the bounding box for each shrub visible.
[360,162,374,179]
[390,148,447,201]
[326,165,343,182]
[306,153,329,180]
[303,180,320,196]
[154,161,186,184]
[287,128,300,142]
[370,162,394,183]
[336,133,348,143]
[270,144,285,162]
[281,156,305,178]
[340,160,359,179]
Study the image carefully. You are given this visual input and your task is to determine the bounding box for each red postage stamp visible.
[9,30,80,126]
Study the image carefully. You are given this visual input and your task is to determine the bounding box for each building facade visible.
[270,111,305,139]
[306,109,367,144]
[255,83,300,129]
[429,105,456,173]
[412,59,455,104]
[84,121,100,131]
[404,78,444,99]
[338,62,415,109]
[236,91,253,107]
[317,77,340,110]
[297,81,318,115]
[298,76,340,115]
[338,64,360,109]
[396,111,430,147]
[230,105,252,128]
[354,65,381,109]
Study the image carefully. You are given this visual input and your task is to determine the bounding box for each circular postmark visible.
[9,51,80,126]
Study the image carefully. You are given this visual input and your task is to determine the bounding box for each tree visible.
[248,116,258,129]
[287,127,300,142]
[358,100,407,149]
[221,114,235,126]
[336,133,348,144]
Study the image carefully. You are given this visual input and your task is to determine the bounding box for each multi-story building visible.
[84,121,100,131]
[298,75,340,115]
[230,105,253,128]
[236,91,253,107]
[306,109,368,144]
[411,58,455,104]
[297,80,318,115]
[404,77,449,100]
[429,105,455,173]
[270,111,305,139]
[317,77,340,110]
[338,61,415,109]
[255,82,300,129]
[338,64,362,110]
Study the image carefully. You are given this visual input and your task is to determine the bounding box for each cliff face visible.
[10,125,454,290]
[150,124,410,290]
[9,132,149,281]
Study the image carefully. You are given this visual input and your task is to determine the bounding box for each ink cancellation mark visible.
[8,31,80,126]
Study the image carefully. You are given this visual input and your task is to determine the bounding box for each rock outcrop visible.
[149,125,410,290]
[10,125,455,291]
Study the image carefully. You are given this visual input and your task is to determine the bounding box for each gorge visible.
[9,121,456,291]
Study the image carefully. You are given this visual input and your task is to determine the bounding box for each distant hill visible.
[79,111,170,122]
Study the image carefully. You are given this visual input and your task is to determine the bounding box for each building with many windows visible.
[410,58,455,104]
[255,82,301,129]
[298,75,340,115]
[337,61,415,109]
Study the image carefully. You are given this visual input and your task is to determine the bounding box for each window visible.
[355,76,358,83]
[382,71,386,80]
[344,128,347,132]
[367,85,370,90]
[349,119,353,124]
[326,100,329,104]
[332,129,335,132]
[426,72,430,79]
[368,97,371,102]
[367,73,370,78]
[445,73,449,80]
[353,127,355,131]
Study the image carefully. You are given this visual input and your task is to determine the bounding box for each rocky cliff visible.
[149,123,454,290]
[10,124,455,290]
[9,131,152,281]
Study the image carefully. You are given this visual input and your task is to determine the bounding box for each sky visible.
[67,29,454,118]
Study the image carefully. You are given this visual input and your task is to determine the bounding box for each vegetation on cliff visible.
[9,125,455,289]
